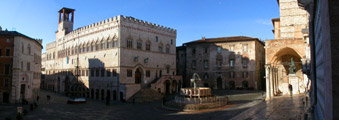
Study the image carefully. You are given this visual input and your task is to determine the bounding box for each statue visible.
[289,58,296,74]
[190,73,201,89]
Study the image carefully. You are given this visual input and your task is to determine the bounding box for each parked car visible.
[67,97,87,104]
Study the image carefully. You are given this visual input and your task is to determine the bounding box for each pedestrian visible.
[288,84,293,96]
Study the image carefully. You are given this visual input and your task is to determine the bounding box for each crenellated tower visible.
[56,7,75,41]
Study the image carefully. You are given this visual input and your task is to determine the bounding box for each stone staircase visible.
[127,88,164,102]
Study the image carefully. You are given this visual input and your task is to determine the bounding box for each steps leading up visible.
[128,88,164,102]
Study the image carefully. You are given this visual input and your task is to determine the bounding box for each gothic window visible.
[114,40,118,47]
[137,40,142,50]
[96,42,100,51]
[158,44,163,53]
[217,47,221,53]
[101,40,105,50]
[204,60,209,69]
[242,58,248,68]
[217,59,222,68]
[166,45,170,54]
[191,60,196,69]
[127,39,133,48]
[146,42,151,51]
[230,59,235,68]
[171,39,173,45]
[243,44,248,52]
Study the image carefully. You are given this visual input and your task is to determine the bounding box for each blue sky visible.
[0,0,279,53]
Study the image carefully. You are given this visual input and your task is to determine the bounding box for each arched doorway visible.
[120,92,124,101]
[165,80,171,94]
[229,81,235,90]
[95,89,99,99]
[242,80,249,89]
[91,89,94,99]
[101,89,105,100]
[135,68,142,84]
[113,90,117,100]
[172,80,178,93]
[107,90,111,101]
[217,77,222,89]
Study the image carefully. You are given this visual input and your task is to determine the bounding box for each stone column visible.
[272,68,276,95]
[270,67,274,97]
[265,64,271,99]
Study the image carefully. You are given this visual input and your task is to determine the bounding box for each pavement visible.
[0,90,309,120]
[231,94,309,120]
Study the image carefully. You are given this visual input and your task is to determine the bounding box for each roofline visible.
[184,36,265,46]
[0,31,43,48]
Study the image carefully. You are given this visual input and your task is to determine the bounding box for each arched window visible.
[87,43,90,52]
[146,41,151,51]
[82,44,86,53]
[101,39,105,50]
[137,40,142,50]
[107,37,111,49]
[96,41,100,51]
[27,44,31,55]
[166,45,170,54]
[155,36,158,42]
[158,43,163,53]
[127,39,133,48]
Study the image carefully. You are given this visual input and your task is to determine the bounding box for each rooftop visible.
[0,30,43,48]
[185,36,264,45]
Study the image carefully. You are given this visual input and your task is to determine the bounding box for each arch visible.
[106,90,111,101]
[164,80,171,94]
[101,89,105,100]
[113,90,117,100]
[217,77,223,89]
[135,67,144,84]
[95,89,99,99]
[172,80,178,93]
[270,47,303,65]
[229,81,235,90]
[242,80,249,89]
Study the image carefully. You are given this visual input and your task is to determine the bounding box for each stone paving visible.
[231,94,308,120]
[2,90,262,120]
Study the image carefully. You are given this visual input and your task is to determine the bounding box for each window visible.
[4,64,10,74]
[96,69,99,77]
[204,73,208,79]
[170,39,173,45]
[28,44,31,55]
[217,47,221,53]
[114,40,118,47]
[230,45,234,52]
[230,59,235,68]
[107,40,111,48]
[229,71,235,78]
[101,41,105,50]
[166,45,170,54]
[127,39,133,48]
[146,42,151,51]
[7,39,10,43]
[101,69,105,77]
[158,44,163,53]
[191,60,196,69]
[4,79,9,87]
[96,43,100,51]
[204,60,209,69]
[22,44,24,53]
[205,47,208,53]
[91,69,94,77]
[146,70,150,77]
[243,71,248,78]
[27,62,30,71]
[107,69,111,77]
[127,70,132,77]
[217,59,222,68]
[192,48,196,55]
[155,36,158,42]
[137,41,142,50]
[242,59,248,68]
[243,44,248,52]
[113,69,117,77]
[166,66,170,73]
[6,48,10,56]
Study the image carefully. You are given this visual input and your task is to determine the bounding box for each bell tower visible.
[57,7,75,36]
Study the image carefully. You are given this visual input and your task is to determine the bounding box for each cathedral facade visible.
[42,8,182,101]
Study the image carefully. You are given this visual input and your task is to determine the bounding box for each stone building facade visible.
[0,28,42,104]
[265,0,311,99]
[42,8,182,101]
[298,0,339,119]
[177,36,265,90]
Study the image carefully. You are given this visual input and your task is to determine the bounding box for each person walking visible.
[288,84,293,96]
